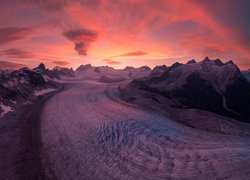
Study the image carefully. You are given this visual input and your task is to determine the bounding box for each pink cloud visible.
[0,27,33,44]
[0,60,26,70]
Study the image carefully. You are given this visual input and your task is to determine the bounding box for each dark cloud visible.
[20,0,100,11]
[75,42,87,56]
[193,0,250,56]
[53,60,70,66]
[63,28,98,56]
[0,60,26,70]
[120,51,147,57]
[0,27,33,45]
[0,48,34,59]
[103,59,121,65]
[20,0,68,11]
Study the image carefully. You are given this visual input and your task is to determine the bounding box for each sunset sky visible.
[0,0,249,70]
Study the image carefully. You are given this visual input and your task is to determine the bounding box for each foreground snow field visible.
[41,79,250,179]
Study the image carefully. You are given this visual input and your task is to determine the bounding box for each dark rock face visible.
[151,65,168,76]
[168,62,183,70]
[33,63,46,72]
[224,77,250,121]
[0,68,47,103]
[94,67,100,73]
[23,69,46,86]
[242,70,250,82]
[203,56,210,62]
[52,67,74,78]
[99,76,125,83]
[139,66,151,71]
[213,59,224,66]
[38,63,46,71]
[44,70,60,79]
[33,63,74,80]
[130,58,250,122]
[171,73,225,115]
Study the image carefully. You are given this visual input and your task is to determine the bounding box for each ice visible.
[41,79,250,179]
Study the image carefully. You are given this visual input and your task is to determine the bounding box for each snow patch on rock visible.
[34,88,57,96]
[0,103,13,118]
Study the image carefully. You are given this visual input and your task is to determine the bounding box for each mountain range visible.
[128,57,250,123]
[0,58,250,124]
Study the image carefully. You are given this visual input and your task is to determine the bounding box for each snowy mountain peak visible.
[139,66,151,71]
[76,64,92,71]
[124,66,134,71]
[53,66,64,71]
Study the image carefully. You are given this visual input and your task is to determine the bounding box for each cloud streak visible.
[0,60,26,70]
[0,27,33,45]
[53,60,70,66]
[120,51,147,57]
[0,48,34,59]
[103,59,121,65]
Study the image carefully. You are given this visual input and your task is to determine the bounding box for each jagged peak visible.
[20,67,30,71]
[203,56,211,62]
[124,66,134,71]
[186,59,196,64]
[34,63,46,71]
[139,66,151,71]
[53,66,63,70]
[76,64,92,71]
[169,62,183,70]
[153,65,167,70]
[225,60,235,65]
[213,59,224,66]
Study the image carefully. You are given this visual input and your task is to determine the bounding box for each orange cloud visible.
[120,51,147,57]
[103,59,121,65]
[53,60,70,66]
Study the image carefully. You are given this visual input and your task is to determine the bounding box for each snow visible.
[23,101,32,105]
[0,103,13,118]
[10,100,16,104]
[41,79,250,179]
[75,66,151,82]
[34,88,57,96]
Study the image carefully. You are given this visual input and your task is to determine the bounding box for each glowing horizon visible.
[0,0,249,70]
